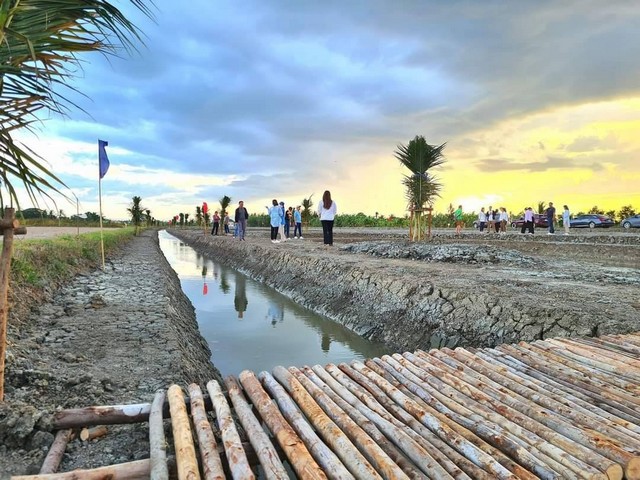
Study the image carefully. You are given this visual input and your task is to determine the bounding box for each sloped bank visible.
[171,230,640,353]
[0,230,222,477]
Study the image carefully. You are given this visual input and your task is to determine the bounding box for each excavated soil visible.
[1,226,638,477]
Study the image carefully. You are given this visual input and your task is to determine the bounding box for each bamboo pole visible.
[257,371,351,480]
[329,363,496,480]
[0,207,17,401]
[167,385,200,480]
[15,459,150,480]
[187,384,225,480]
[206,379,254,480]
[39,429,73,474]
[300,366,428,479]
[392,352,621,479]
[149,390,169,480]
[238,370,327,480]
[224,376,289,480]
[271,366,381,480]
[286,366,409,480]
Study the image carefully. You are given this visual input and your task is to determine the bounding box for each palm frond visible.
[0,0,154,207]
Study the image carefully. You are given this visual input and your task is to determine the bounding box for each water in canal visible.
[159,231,391,376]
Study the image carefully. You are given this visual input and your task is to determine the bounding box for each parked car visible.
[510,214,549,229]
[569,214,615,228]
[621,214,640,229]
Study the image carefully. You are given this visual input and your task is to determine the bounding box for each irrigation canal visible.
[158,230,391,376]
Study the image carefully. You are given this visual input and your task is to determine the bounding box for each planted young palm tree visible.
[394,136,445,241]
[219,195,231,221]
[301,194,314,225]
[195,206,203,227]
[127,196,144,235]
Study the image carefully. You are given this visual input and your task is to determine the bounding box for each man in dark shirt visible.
[234,200,249,240]
[546,202,556,234]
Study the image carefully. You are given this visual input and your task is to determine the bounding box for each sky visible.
[14,0,640,221]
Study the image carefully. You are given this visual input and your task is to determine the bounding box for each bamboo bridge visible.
[15,333,640,480]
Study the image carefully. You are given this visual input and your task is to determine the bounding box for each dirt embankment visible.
[1,230,221,477]
[171,228,640,353]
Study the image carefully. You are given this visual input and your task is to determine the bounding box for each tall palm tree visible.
[195,206,203,226]
[301,194,314,224]
[127,195,144,235]
[394,136,445,240]
[0,0,152,207]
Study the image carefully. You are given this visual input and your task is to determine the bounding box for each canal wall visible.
[168,229,633,353]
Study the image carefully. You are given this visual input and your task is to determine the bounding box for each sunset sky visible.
[15,0,640,220]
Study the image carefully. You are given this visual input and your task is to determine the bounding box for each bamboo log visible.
[286,366,409,480]
[574,337,640,364]
[187,384,225,480]
[271,365,381,480]
[149,390,169,480]
[224,376,288,480]
[348,360,518,479]
[414,350,636,470]
[301,366,429,480]
[14,459,150,480]
[362,358,559,480]
[0,207,16,401]
[393,352,621,479]
[441,348,640,447]
[167,385,200,480]
[238,370,327,480]
[484,347,640,426]
[54,403,154,428]
[206,379,254,480]
[80,426,108,442]
[258,371,354,480]
[328,363,488,480]
[39,429,73,474]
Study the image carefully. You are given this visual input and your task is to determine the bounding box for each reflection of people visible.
[267,300,284,326]
[317,190,337,246]
[321,333,331,352]
[233,273,248,319]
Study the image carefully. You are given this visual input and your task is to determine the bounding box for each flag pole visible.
[98,176,105,270]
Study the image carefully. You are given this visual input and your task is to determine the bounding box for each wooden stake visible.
[167,385,200,480]
[187,383,225,480]
[39,429,73,474]
[0,207,16,402]
[149,390,169,480]
[80,426,108,442]
[15,459,150,480]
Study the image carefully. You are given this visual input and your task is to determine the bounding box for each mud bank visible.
[171,229,640,354]
[1,230,221,477]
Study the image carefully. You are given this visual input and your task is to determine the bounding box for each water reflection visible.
[159,231,391,376]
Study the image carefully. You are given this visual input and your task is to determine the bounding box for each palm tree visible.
[394,136,445,240]
[537,201,546,214]
[0,1,151,207]
[219,195,231,220]
[144,209,151,226]
[195,206,203,226]
[301,194,314,225]
[127,196,144,235]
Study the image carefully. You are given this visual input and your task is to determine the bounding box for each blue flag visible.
[98,139,110,179]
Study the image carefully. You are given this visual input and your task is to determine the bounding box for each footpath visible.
[0,230,220,477]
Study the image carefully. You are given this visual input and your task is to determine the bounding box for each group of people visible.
[208,191,338,245]
[476,206,511,234]
[521,202,571,235]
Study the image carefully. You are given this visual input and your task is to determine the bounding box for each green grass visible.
[11,228,137,287]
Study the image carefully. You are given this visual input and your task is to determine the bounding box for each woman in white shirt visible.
[317,190,337,245]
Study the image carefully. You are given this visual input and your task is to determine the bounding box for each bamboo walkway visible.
[16,333,640,480]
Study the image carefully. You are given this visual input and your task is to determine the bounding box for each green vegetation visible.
[11,228,135,288]
[127,196,145,235]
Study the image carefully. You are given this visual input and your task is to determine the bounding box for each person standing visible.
[318,190,337,245]
[454,205,464,235]
[545,202,556,234]
[267,200,281,243]
[486,206,494,233]
[223,213,230,235]
[234,200,249,240]
[521,207,535,234]
[293,205,303,239]
[284,206,292,239]
[277,201,286,241]
[478,208,486,233]
[211,211,220,235]
[499,207,509,233]
[562,205,571,235]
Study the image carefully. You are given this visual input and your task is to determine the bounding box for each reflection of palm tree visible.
[234,273,248,319]
[321,333,331,352]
